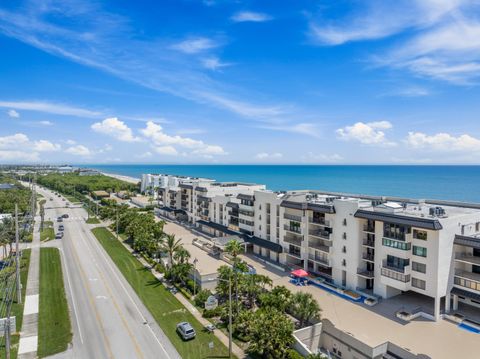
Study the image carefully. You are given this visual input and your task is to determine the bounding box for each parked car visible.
[57,217,63,222]
[55,232,63,240]
[62,214,69,218]
[176,322,196,340]
[58,225,64,231]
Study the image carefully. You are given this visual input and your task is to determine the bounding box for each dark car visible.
[62,214,69,218]
[57,217,63,222]
[58,225,64,231]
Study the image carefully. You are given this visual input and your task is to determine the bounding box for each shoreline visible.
[101,171,140,184]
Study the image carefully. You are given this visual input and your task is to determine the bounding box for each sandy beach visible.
[101,172,140,184]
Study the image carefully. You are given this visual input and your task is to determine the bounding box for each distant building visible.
[0,183,15,190]
[78,169,100,176]
[57,166,74,173]
[91,190,110,199]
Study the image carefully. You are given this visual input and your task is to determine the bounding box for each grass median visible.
[0,249,31,359]
[85,217,100,224]
[40,221,55,242]
[92,227,232,359]
[38,248,72,357]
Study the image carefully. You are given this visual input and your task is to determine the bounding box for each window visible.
[343,232,347,240]
[382,238,411,250]
[412,261,426,273]
[413,229,427,241]
[412,245,427,257]
[343,218,347,226]
[342,259,346,266]
[412,277,426,290]
[342,246,347,253]
[476,222,480,232]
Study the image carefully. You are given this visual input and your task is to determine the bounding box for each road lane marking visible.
[68,228,114,359]
[87,226,174,359]
[79,228,145,359]
[58,247,84,344]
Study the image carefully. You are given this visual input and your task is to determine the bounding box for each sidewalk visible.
[18,216,40,359]
[105,227,246,359]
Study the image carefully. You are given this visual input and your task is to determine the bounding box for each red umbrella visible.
[291,268,309,277]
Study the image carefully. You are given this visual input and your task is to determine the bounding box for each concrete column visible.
[445,293,451,313]
[434,296,441,321]
[453,294,459,311]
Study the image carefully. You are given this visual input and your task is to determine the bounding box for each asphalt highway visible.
[39,186,181,359]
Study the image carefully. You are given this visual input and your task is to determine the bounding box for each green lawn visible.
[92,227,232,359]
[40,227,55,242]
[0,249,31,359]
[38,248,72,357]
[86,217,100,224]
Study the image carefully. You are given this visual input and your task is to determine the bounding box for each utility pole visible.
[15,204,21,304]
[116,207,119,240]
[193,258,198,297]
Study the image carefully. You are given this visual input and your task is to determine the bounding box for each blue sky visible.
[0,0,480,164]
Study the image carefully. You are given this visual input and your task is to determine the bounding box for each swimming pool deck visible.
[162,219,480,359]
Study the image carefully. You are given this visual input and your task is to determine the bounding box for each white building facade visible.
[142,173,480,321]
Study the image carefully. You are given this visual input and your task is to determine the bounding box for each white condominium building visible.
[142,173,480,321]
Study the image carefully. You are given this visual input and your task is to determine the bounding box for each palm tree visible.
[225,239,244,311]
[173,246,190,264]
[259,285,292,313]
[160,233,182,268]
[290,292,322,328]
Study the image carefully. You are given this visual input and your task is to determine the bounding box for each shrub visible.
[185,279,195,293]
[287,349,304,359]
[194,289,212,308]
[203,306,221,318]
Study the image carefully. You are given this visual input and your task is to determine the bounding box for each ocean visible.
[86,165,480,203]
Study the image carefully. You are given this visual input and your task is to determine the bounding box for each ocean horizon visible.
[85,164,480,203]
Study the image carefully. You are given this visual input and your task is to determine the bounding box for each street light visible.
[193,257,198,297]
[216,276,233,359]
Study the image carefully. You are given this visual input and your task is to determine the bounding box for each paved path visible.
[17,213,40,358]
[35,187,181,359]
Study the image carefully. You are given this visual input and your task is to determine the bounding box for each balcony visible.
[455,269,480,283]
[308,229,331,240]
[308,240,330,253]
[284,224,302,234]
[284,234,303,247]
[382,260,410,274]
[362,253,375,262]
[357,268,375,278]
[382,238,411,251]
[284,213,302,222]
[308,254,331,267]
[286,250,302,259]
[309,217,331,227]
[363,224,375,233]
[455,253,480,266]
[381,267,410,283]
[181,195,188,200]
[362,238,375,248]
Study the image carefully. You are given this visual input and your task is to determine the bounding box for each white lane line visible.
[88,229,174,359]
[59,247,84,344]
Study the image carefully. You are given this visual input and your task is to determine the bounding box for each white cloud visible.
[171,37,219,54]
[0,100,101,118]
[405,131,480,152]
[231,11,272,23]
[65,139,76,145]
[258,122,321,137]
[0,150,39,162]
[7,109,19,118]
[202,57,231,71]
[38,120,53,126]
[310,0,480,83]
[91,117,140,142]
[0,133,29,148]
[137,151,152,158]
[0,133,60,161]
[140,121,226,156]
[33,140,61,152]
[302,152,344,163]
[336,121,396,146]
[255,152,283,160]
[154,146,178,156]
[65,145,92,156]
